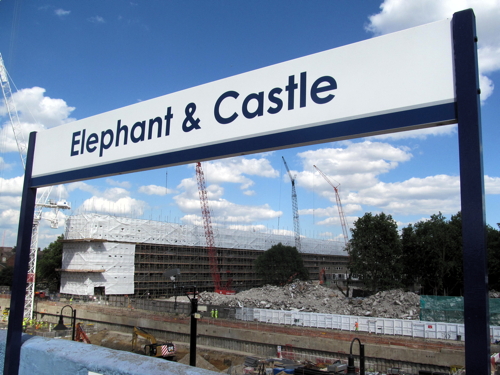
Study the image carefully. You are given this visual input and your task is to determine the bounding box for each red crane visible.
[195,162,234,295]
[313,165,350,247]
[282,157,301,252]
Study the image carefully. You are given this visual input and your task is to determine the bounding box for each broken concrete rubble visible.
[197,281,421,320]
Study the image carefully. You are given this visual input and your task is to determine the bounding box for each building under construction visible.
[60,214,349,298]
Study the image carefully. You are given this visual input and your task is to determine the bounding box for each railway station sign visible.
[7,9,490,375]
[31,19,455,187]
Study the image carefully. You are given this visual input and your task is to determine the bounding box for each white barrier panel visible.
[235,307,500,342]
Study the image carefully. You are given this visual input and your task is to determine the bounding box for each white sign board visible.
[31,19,455,187]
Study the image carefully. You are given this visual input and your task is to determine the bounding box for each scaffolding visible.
[62,214,349,298]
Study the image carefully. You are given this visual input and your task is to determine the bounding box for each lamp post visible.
[347,337,365,375]
[53,305,76,341]
[183,285,199,367]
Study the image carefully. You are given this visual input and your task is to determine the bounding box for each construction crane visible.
[313,165,349,247]
[195,162,234,295]
[0,53,71,319]
[282,157,301,252]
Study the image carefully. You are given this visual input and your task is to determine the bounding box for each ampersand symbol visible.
[182,103,201,132]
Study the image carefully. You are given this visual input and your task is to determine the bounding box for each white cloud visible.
[366,0,500,102]
[348,175,461,214]
[106,178,131,189]
[0,208,20,225]
[138,185,170,196]
[0,156,13,171]
[102,187,131,200]
[0,176,23,195]
[66,181,100,196]
[202,157,279,190]
[0,196,22,211]
[298,141,412,192]
[0,87,76,128]
[0,87,76,157]
[179,196,281,226]
[88,16,105,24]
[370,124,457,141]
[81,196,146,216]
[55,9,70,17]
[485,175,500,194]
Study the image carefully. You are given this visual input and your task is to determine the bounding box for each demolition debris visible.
[196,282,420,320]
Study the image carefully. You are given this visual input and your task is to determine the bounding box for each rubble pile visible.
[198,281,420,320]
[348,289,420,319]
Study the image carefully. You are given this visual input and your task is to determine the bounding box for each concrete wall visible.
[0,330,216,375]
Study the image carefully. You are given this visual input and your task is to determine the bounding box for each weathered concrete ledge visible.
[0,330,217,375]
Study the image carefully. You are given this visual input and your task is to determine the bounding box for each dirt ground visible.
[86,329,247,372]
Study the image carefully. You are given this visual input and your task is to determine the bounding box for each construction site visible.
[59,213,350,298]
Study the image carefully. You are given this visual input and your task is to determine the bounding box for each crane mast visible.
[313,165,350,247]
[282,157,301,252]
[1,53,71,319]
[0,53,26,168]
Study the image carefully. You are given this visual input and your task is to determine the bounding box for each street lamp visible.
[53,304,76,341]
[347,337,365,375]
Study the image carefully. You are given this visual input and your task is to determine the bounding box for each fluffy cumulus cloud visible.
[170,157,283,228]
[348,175,461,215]
[0,176,23,195]
[202,157,279,190]
[293,141,476,227]
[366,0,500,101]
[297,141,412,192]
[138,185,170,196]
[81,196,146,216]
[0,87,76,154]
[180,198,281,227]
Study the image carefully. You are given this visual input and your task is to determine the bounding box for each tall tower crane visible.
[282,157,301,252]
[195,162,234,295]
[313,165,349,247]
[0,53,71,319]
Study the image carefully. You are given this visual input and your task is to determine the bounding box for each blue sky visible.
[1,0,499,250]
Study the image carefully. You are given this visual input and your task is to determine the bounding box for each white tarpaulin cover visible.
[64,213,346,256]
[60,241,134,295]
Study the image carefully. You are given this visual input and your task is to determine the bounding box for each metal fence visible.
[236,307,500,342]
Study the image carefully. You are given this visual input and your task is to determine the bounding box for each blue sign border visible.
[31,102,456,187]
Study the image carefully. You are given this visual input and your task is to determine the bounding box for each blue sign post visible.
[453,9,490,374]
[4,9,490,374]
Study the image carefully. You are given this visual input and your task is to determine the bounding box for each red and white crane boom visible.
[282,157,301,252]
[313,165,349,247]
[195,162,234,294]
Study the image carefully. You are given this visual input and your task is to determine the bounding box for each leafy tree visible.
[254,243,309,286]
[348,212,403,292]
[488,224,500,291]
[36,234,64,292]
[401,212,463,296]
[0,266,14,287]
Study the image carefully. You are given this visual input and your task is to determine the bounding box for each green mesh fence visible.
[420,295,500,325]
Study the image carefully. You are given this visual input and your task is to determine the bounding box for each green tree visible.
[488,224,500,291]
[401,212,463,296]
[0,266,14,287]
[36,234,64,292]
[348,212,403,292]
[254,243,309,286]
